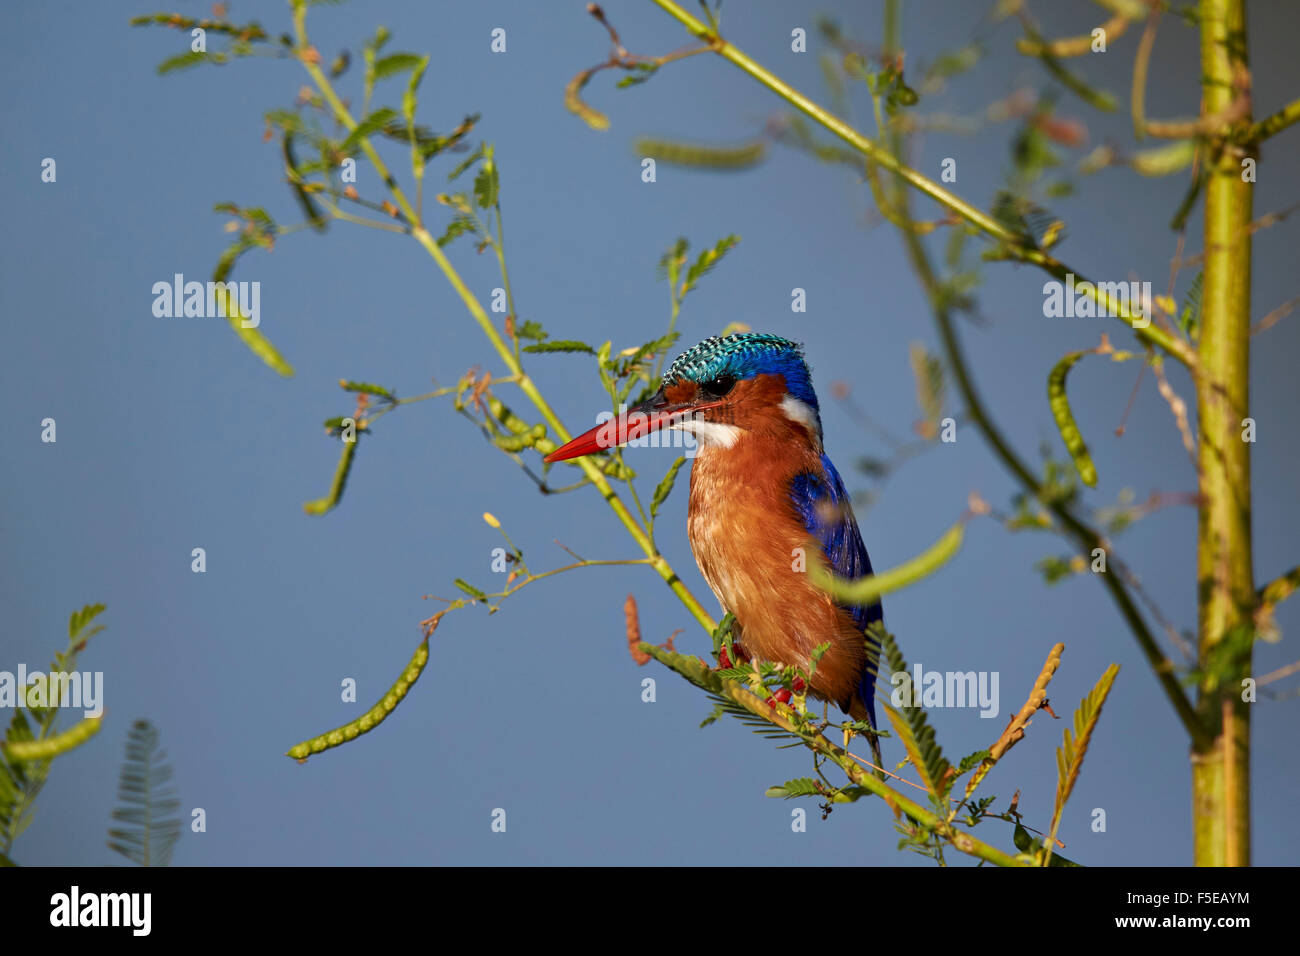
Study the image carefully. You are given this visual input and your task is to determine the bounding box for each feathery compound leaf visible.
[766,777,823,799]
[908,343,945,435]
[625,331,679,365]
[107,721,181,867]
[1054,664,1119,821]
[0,712,35,852]
[436,215,475,248]
[516,320,547,342]
[808,641,832,681]
[1044,663,1119,863]
[521,340,596,355]
[700,691,805,744]
[157,50,224,74]
[373,52,424,80]
[453,579,488,601]
[877,628,951,801]
[69,603,107,645]
[1047,349,1098,487]
[447,143,485,182]
[342,108,399,154]
[679,235,740,297]
[650,457,687,519]
[1179,271,1203,339]
[339,380,396,402]
[657,237,690,282]
[473,162,499,209]
[403,56,430,131]
[956,749,992,775]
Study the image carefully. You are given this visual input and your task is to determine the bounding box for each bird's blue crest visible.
[663,333,820,410]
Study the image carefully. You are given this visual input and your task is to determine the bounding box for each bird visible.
[544,332,884,734]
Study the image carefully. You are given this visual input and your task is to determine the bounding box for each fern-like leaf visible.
[1045,664,1119,863]
[877,628,951,802]
[1053,664,1119,822]
[107,720,182,867]
[521,340,596,355]
[679,235,740,297]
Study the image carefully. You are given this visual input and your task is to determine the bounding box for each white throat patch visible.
[669,418,742,449]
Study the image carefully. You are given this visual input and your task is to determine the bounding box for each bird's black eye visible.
[701,374,736,398]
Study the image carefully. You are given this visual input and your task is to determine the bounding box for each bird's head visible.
[544,332,823,463]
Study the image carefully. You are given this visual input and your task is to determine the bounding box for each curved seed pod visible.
[491,423,547,452]
[487,396,533,435]
[3,716,102,762]
[811,520,965,607]
[599,457,635,480]
[303,435,359,515]
[286,639,429,761]
[635,138,766,169]
[1047,350,1098,487]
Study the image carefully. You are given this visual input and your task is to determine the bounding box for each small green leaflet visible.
[403,56,430,129]
[956,749,991,774]
[522,340,596,355]
[447,143,486,182]
[342,109,399,153]
[453,579,488,601]
[373,52,424,80]
[339,381,396,403]
[679,235,740,297]
[1179,271,1203,339]
[69,604,107,643]
[436,216,474,248]
[516,320,547,342]
[474,162,499,209]
[157,51,224,74]
[765,777,822,799]
[650,457,686,519]
[808,641,832,681]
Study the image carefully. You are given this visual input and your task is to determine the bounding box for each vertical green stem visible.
[1192,0,1253,867]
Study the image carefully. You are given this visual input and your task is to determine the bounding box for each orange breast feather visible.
[685,385,871,718]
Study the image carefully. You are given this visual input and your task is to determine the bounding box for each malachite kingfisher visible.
[545,333,883,730]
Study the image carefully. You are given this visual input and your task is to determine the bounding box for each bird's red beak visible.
[544,395,724,463]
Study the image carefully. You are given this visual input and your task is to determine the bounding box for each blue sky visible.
[2,0,1297,866]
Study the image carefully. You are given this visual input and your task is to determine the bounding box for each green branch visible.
[1258,565,1300,609]
[1192,0,1255,867]
[645,0,1203,746]
[1244,95,1300,143]
[899,204,1206,748]
[292,3,715,635]
[642,643,1028,867]
[646,0,1195,368]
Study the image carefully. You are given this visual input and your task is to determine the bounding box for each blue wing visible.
[790,453,883,726]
